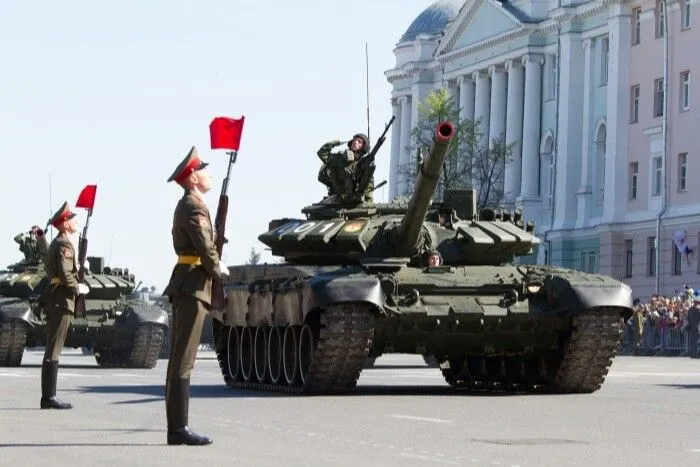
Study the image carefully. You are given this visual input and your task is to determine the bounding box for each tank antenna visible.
[48,173,53,240]
[365,41,370,142]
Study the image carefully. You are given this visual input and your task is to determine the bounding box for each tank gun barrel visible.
[397,121,456,255]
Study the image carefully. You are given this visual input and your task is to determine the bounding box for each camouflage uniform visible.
[317,133,374,201]
[14,231,40,263]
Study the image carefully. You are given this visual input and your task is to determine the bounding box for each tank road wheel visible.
[282,326,299,386]
[239,326,254,382]
[213,319,234,387]
[267,326,283,384]
[227,326,241,383]
[551,308,623,394]
[298,324,315,386]
[0,320,28,367]
[254,327,268,383]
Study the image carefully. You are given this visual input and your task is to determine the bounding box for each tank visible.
[210,120,633,394]
[0,240,169,368]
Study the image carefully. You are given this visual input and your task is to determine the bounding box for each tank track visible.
[0,320,27,366]
[214,303,375,394]
[440,308,622,394]
[94,324,165,369]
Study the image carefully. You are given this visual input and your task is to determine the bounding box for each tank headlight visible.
[526,284,542,294]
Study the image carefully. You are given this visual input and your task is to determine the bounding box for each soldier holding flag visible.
[163,115,243,446]
[37,187,95,410]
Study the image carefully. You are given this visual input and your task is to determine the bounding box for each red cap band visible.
[175,155,202,184]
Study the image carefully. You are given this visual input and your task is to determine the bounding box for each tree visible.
[247,247,262,265]
[397,88,515,209]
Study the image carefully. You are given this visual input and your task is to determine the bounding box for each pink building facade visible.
[613,0,700,299]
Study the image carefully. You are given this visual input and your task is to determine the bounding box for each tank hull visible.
[211,263,631,394]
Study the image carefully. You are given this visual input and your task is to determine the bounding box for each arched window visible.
[594,123,607,206]
[539,133,555,208]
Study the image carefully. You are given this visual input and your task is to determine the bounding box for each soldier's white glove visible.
[219,260,229,277]
[77,283,90,295]
[83,261,90,274]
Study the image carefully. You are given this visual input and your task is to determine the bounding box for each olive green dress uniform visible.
[164,146,224,446]
[37,202,79,410]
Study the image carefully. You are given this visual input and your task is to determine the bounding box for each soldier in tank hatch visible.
[37,202,90,409]
[163,145,229,446]
[316,132,375,201]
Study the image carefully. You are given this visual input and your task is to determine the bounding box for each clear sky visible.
[0,0,432,292]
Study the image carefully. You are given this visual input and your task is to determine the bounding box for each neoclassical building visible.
[385,0,700,299]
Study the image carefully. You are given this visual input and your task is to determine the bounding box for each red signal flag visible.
[210,116,245,151]
[76,184,97,210]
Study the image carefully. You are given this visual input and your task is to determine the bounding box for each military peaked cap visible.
[167,146,209,184]
[48,201,76,228]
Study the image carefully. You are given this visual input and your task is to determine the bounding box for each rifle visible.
[354,115,395,196]
[74,185,97,318]
[210,150,236,310]
[209,115,245,311]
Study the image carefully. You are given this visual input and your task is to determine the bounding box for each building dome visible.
[400,0,464,42]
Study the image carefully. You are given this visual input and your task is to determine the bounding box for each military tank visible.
[0,244,169,368]
[211,120,633,395]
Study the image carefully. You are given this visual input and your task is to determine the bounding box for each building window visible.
[632,8,641,44]
[652,156,663,196]
[673,241,682,275]
[630,84,640,122]
[678,152,688,192]
[681,71,690,111]
[629,162,639,200]
[625,239,633,278]
[595,124,607,206]
[656,0,666,38]
[600,37,609,85]
[682,0,691,29]
[648,236,657,276]
[654,78,664,117]
[539,135,554,208]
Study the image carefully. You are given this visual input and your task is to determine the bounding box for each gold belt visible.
[50,277,62,285]
[177,255,202,265]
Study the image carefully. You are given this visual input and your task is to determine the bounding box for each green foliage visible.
[247,247,262,265]
[399,88,515,209]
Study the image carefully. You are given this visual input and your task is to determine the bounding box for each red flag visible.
[210,116,245,151]
[76,185,97,210]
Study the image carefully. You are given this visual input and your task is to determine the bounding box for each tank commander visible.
[14,226,42,263]
[37,202,90,409]
[164,145,229,446]
[317,132,375,201]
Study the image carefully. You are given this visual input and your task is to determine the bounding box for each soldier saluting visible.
[317,133,374,201]
[38,202,90,409]
[164,146,229,446]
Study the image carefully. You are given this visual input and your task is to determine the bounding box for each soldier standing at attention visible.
[164,146,229,446]
[38,202,90,409]
[317,133,374,200]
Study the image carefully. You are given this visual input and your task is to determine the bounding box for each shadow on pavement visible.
[73,383,545,399]
[0,443,163,448]
[656,383,700,390]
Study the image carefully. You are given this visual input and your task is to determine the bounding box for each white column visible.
[389,97,402,200]
[473,70,491,150]
[398,96,412,196]
[576,38,594,228]
[488,65,507,147]
[603,6,631,224]
[447,80,459,108]
[504,59,524,205]
[553,32,585,231]
[458,75,475,122]
[519,54,544,200]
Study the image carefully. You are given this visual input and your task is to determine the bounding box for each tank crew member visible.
[427,250,443,267]
[38,202,90,409]
[164,146,229,446]
[14,226,42,263]
[688,298,700,358]
[316,133,374,201]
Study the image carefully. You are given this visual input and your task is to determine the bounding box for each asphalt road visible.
[1,351,699,467]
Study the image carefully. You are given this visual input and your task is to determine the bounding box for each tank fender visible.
[544,274,633,315]
[0,300,34,326]
[304,274,385,313]
[117,303,170,328]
